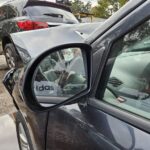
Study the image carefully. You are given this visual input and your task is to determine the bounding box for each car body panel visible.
[46,102,150,150]
[10,22,102,63]
[85,101,150,149]
[12,69,48,150]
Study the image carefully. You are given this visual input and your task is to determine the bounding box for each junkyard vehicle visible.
[0,0,78,68]
[3,0,150,150]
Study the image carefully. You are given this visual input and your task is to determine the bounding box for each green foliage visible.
[91,0,128,19]
[70,0,92,14]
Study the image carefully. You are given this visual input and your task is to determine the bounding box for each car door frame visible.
[86,0,150,133]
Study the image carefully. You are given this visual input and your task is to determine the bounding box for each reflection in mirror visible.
[33,47,87,106]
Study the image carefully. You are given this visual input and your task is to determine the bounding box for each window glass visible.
[23,6,78,24]
[100,20,150,119]
[7,5,17,19]
[0,6,7,21]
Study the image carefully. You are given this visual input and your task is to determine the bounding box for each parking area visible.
[0,56,15,115]
[0,55,19,150]
[0,115,19,150]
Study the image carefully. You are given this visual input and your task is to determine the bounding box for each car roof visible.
[0,0,71,12]
[24,0,71,12]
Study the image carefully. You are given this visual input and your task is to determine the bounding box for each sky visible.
[80,0,98,6]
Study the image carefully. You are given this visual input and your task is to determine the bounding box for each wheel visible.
[16,112,34,150]
[4,43,20,68]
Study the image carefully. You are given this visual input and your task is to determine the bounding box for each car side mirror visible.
[22,43,92,111]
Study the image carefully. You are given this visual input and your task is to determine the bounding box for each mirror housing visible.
[3,68,16,95]
[21,43,92,111]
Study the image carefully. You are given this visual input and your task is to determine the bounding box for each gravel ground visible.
[0,115,19,150]
[0,55,17,116]
[0,55,19,150]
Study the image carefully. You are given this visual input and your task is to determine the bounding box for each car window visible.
[0,6,7,21]
[23,6,78,24]
[33,48,87,98]
[7,5,17,19]
[97,19,150,120]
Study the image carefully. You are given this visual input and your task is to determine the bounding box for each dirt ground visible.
[0,55,19,150]
[0,55,16,116]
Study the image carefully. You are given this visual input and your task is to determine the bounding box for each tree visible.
[91,0,128,19]
[70,0,92,14]
[83,1,92,13]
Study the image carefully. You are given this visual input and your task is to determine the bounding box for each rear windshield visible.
[23,6,79,24]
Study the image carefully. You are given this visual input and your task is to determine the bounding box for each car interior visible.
[33,48,87,104]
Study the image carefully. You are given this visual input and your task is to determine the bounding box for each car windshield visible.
[23,6,79,24]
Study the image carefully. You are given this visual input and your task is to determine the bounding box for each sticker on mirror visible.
[34,81,61,96]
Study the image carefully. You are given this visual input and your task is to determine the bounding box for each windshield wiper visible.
[43,13,76,24]
[43,13,63,18]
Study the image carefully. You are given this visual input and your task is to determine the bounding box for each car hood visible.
[10,22,103,64]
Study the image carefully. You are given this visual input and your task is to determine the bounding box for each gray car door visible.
[85,1,150,149]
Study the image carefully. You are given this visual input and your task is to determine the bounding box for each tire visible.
[4,43,20,69]
[16,112,34,150]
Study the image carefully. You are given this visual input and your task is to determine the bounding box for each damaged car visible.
[3,0,150,150]
[0,0,79,68]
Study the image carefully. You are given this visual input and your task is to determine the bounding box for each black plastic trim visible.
[88,98,150,133]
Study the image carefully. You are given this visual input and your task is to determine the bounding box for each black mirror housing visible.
[3,68,16,95]
[21,43,92,111]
